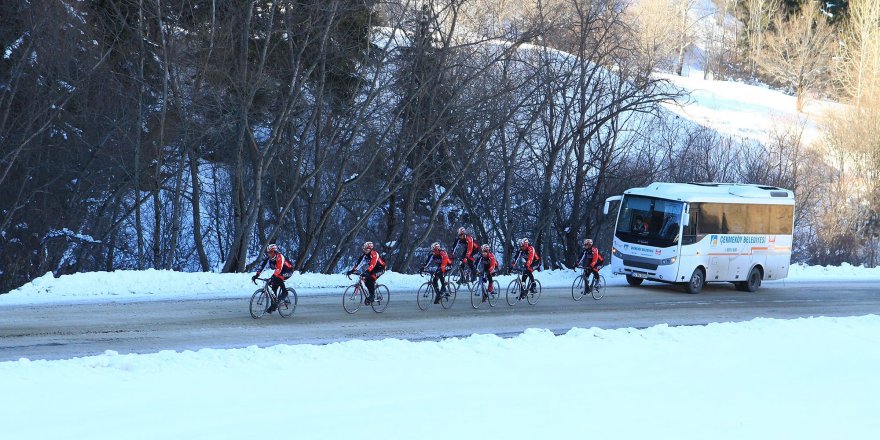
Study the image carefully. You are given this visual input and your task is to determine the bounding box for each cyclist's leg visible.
[432,273,443,303]
[467,257,477,278]
[590,267,600,287]
[279,271,293,300]
[431,272,442,293]
[526,269,536,292]
[486,269,494,292]
[363,274,376,303]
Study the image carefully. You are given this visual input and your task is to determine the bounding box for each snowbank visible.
[2,263,877,306]
[1,315,878,438]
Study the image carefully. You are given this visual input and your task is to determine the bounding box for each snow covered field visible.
[1,315,878,439]
[1,264,879,438]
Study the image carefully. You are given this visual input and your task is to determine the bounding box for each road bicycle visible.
[342,271,390,314]
[250,277,298,319]
[571,267,606,301]
[446,256,476,289]
[470,269,500,309]
[418,270,456,310]
[506,267,542,306]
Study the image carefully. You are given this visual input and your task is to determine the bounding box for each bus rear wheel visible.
[625,275,644,287]
[738,266,762,292]
[683,268,704,294]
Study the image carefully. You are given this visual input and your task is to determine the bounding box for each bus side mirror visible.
[682,205,690,226]
[604,195,622,215]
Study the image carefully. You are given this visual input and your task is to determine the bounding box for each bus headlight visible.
[659,257,677,265]
[612,247,621,257]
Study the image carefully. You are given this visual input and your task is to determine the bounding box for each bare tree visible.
[753,1,837,111]
[740,0,780,77]
[837,0,880,107]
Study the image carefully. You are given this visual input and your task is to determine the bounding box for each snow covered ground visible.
[2,263,879,305]
[1,314,877,438]
[1,265,879,438]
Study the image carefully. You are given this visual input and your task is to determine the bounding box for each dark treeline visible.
[0,0,860,292]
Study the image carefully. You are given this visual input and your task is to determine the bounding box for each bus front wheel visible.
[625,275,644,287]
[683,268,704,294]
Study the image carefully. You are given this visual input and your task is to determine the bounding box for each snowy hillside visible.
[659,72,841,145]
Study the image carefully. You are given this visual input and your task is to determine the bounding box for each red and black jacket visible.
[424,250,451,273]
[353,250,386,274]
[511,245,540,271]
[255,252,294,279]
[477,252,498,274]
[578,246,601,269]
[454,234,479,261]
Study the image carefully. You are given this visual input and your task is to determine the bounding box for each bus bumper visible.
[611,255,678,282]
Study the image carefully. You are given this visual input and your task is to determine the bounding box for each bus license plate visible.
[632,273,647,278]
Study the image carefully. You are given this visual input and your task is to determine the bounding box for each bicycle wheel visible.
[471,280,484,309]
[440,282,457,309]
[591,275,606,300]
[487,281,499,307]
[371,285,390,313]
[526,279,541,305]
[278,288,298,318]
[571,273,586,301]
[506,279,522,306]
[249,289,270,319]
[417,282,433,311]
[342,284,362,314]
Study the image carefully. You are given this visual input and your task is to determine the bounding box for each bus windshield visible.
[616,195,684,248]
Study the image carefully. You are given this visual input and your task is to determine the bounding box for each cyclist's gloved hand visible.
[251,274,258,284]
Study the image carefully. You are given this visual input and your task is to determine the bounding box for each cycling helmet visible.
[519,238,529,248]
[265,243,278,254]
[583,239,593,247]
[457,227,467,236]
[481,244,490,253]
[362,241,374,252]
[431,242,441,252]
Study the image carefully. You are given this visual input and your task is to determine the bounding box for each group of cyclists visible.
[251,227,604,313]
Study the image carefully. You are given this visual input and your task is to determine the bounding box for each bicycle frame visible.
[418,270,455,310]
[509,267,532,290]
[256,278,278,302]
[250,277,296,318]
[343,271,389,313]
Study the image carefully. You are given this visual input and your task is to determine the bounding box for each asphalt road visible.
[1,280,878,362]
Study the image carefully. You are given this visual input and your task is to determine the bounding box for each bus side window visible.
[682,203,699,245]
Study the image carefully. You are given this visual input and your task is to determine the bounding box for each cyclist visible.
[347,241,386,305]
[452,227,479,281]
[251,243,294,313]
[576,238,604,290]
[421,242,451,304]
[474,244,498,302]
[510,238,540,299]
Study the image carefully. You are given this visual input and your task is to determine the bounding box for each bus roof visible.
[624,182,795,204]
